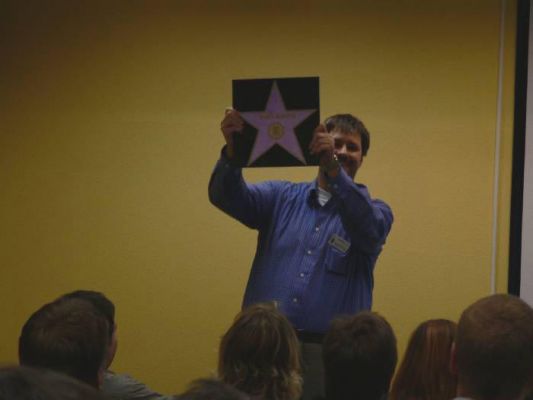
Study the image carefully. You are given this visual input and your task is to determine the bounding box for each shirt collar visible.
[308,180,336,207]
[307,180,319,204]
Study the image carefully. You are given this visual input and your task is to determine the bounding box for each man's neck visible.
[317,172,329,191]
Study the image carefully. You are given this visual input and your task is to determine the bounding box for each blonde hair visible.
[218,303,302,400]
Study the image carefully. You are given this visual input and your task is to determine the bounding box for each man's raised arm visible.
[208,109,276,230]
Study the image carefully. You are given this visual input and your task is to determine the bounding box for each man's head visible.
[322,311,397,400]
[59,290,117,369]
[453,294,533,400]
[19,297,109,388]
[325,114,370,179]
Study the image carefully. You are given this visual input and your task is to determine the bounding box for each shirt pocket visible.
[324,246,350,276]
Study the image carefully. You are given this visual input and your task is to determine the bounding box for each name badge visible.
[328,234,350,254]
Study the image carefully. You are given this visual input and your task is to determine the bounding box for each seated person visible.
[322,311,397,400]
[59,290,173,400]
[218,302,302,400]
[452,294,533,400]
[18,297,109,388]
[390,319,457,400]
[0,365,107,400]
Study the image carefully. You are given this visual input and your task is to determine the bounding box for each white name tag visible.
[328,234,350,253]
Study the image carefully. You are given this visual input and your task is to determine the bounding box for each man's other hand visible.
[220,108,244,159]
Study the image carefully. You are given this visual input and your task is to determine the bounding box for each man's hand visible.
[309,124,341,179]
[309,124,335,164]
[220,108,244,159]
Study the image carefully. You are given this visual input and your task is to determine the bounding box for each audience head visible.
[454,294,533,400]
[322,311,397,400]
[0,365,107,400]
[59,290,117,368]
[18,297,109,388]
[176,378,249,400]
[389,319,457,400]
[218,302,302,400]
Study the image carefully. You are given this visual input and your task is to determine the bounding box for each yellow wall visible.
[0,0,516,394]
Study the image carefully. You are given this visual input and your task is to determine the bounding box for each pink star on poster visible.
[240,81,317,166]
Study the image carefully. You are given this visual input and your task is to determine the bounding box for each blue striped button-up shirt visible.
[208,153,393,334]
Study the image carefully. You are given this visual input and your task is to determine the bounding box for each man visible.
[452,294,533,400]
[209,110,393,399]
[322,311,397,400]
[19,297,109,388]
[59,290,173,400]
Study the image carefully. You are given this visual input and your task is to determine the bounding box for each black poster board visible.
[232,77,320,168]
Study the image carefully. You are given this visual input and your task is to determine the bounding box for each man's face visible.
[332,130,363,179]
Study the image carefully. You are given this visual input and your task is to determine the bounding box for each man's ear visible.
[450,341,458,375]
[105,324,118,369]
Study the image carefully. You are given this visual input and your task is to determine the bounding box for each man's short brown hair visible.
[323,311,397,400]
[19,298,109,388]
[456,294,533,400]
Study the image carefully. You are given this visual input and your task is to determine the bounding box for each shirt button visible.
[315,226,319,232]
[292,298,298,303]
[307,250,312,255]
[299,273,305,278]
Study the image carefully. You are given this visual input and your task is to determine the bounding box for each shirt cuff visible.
[324,167,353,193]
[219,145,242,169]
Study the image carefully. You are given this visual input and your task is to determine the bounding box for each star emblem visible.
[240,81,317,166]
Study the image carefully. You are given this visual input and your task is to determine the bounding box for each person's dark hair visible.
[18,297,109,388]
[325,114,370,156]
[0,365,107,400]
[455,294,533,400]
[59,290,115,339]
[322,311,397,400]
[176,378,249,400]
[389,319,457,400]
[218,302,302,400]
